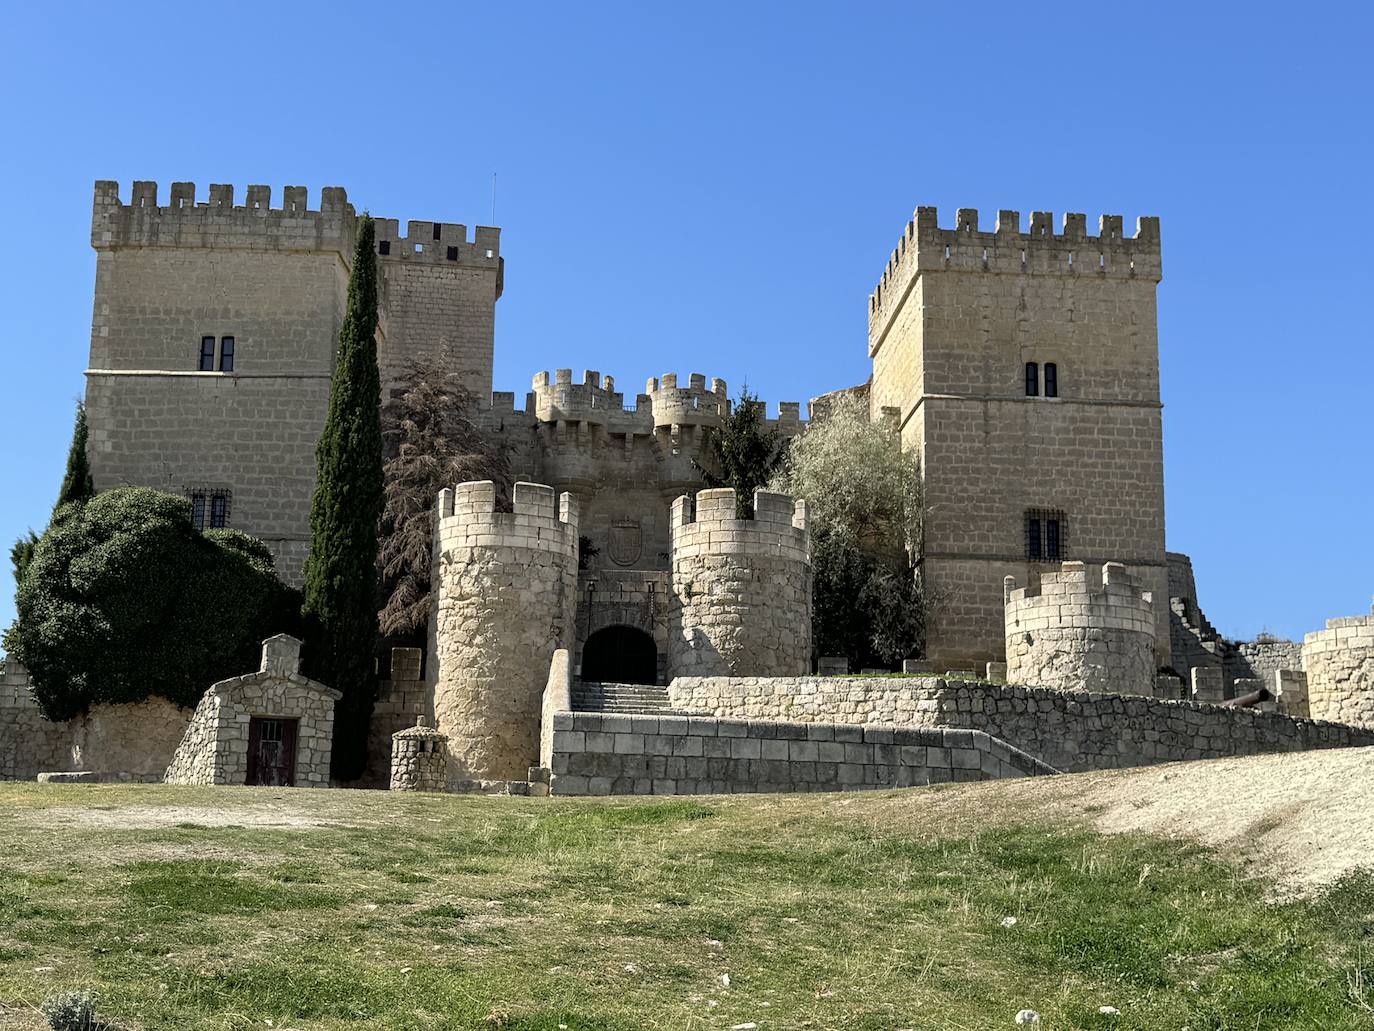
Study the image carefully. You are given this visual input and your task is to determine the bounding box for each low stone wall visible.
[1,659,191,781]
[667,675,1374,774]
[547,711,1055,796]
[1303,604,1374,729]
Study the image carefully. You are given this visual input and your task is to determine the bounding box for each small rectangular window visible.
[219,336,235,373]
[210,493,228,529]
[1025,361,1039,397]
[191,493,207,531]
[199,336,216,372]
[1026,509,1068,562]
[188,488,231,532]
[446,245,458,261]
[432,223,442,241]
[1044,362,1058,398]
[378,240,391,256]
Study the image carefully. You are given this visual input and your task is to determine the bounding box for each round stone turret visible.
[1302,597,1374,728]
[647,372,728,428]
[668,487,811,677]
[1004,561,1154,695]
[390,716,449,792]
[430,480,578,783]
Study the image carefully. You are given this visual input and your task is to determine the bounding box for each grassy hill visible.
[1,769,1372,1030]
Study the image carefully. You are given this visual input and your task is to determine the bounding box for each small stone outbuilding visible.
[164,635,340,787]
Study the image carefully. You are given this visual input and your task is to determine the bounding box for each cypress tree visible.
[302,214,384,781]
[55,401,95,509]
[693,385,786,518]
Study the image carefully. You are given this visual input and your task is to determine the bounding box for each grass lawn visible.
[0,780,1371,1030]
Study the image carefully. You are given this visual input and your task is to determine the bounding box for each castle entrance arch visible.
[581,625,658,685]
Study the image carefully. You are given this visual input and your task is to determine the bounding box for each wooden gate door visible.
[245,717,298,786]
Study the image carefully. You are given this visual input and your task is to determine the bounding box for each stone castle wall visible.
[1303,600,1374,728]
[1,659,190,782]
[868,207,1168,671]
[546,711,1055,796]
[665,675,1374,775]
[668,488,811,678]
[430,480,579,783]
[1004,561,1156,696]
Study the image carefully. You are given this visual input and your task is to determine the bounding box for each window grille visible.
[1026,509,1067,562]
[188,488,232,531]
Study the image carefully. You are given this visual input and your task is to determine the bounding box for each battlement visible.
[90,180,498,267]
[530,369,645,426]
[435,480,579,556]
[868,206,1162,350]
[647,372,729,427]
[670,488,810,561]
[1308,596,1374,634]
[1006,561,1152,607]
[1004,561,1154,643]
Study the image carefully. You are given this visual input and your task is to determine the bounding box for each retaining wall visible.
[666,675,1374,774]
[546,711,1055,796]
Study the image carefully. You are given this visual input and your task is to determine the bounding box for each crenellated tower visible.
[868,206,1168,671]
[84,180,501,582]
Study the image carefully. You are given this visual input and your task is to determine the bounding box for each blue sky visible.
[1,2,1369,642]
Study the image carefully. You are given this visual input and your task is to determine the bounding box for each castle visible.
[81,181,1167,676]
[4,178,1366,793]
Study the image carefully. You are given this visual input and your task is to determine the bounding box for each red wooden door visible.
[245,717,298,786]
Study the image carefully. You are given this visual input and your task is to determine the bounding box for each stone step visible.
[572,681,679,715]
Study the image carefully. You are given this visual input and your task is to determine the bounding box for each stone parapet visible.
[665,675,1374,775]
[546,710,1056,796]
[1004,561,1155,696]
[430,481,579,783]
[868,207,1162,357]
[1303,599,1374,728]
[668,488,812,678]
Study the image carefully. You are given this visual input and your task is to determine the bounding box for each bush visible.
[772,391,926,668]
[5,487,299,721]
[41,990,98,1031]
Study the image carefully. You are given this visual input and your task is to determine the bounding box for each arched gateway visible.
[581,625,658,685]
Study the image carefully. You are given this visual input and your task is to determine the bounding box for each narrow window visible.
[1027,516,1042,560]
[432,223,442,241]
[219,336,235,373]
[1044,362,1057,398]
[378,240,391,256]
[1045,518,1060,560]
[209,492,228,529]
[446,245,458,261]
[1026,509,1068,562]
[190,493,207,531]
[199,336,216,372]
[1025,361,1039,397]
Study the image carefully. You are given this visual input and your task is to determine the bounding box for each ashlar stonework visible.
[163,635,340,787]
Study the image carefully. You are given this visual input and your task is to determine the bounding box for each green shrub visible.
[40,990,98,1031]
[5,487,299,721]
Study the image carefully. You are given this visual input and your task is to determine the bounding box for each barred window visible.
[188,488,232,531]
[1026,509,1066,562]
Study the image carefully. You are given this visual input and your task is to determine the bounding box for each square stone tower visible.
[868,207,1168,670]
[84,180,502,583]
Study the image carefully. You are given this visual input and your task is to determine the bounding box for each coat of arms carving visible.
[608,521,642,566]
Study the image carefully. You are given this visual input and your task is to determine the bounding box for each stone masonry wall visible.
[430,480,579,783]
[1,659,191,781]
[1303,601,1374,728]
[1005,561,1155,696]
[668,488,811,678]
[547,710,1055,796]
[666,675,1374,774]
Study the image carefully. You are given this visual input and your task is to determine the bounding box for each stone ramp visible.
[571,681,680,715]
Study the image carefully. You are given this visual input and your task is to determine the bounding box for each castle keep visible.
[0,177,1355,794]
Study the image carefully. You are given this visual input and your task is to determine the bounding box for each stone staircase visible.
[571,681,679,715]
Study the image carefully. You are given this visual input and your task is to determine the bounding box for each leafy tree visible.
[694,384,785,517]
[11,401,94,594]
[378,357,509,641]
[772,392,926,668]
[5,488,297,721]
[301,214,385,781]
